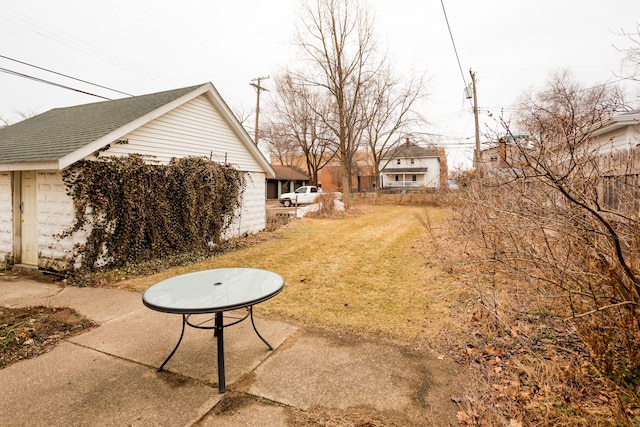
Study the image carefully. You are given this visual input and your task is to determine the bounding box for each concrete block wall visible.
[0,173,13,262]
[37,172,86,270]
[226,172,267,238]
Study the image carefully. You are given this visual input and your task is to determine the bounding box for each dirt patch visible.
[0,305,96,369]
[211,391,260,415]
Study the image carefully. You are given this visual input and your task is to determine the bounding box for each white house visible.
[588,109,640,155]
[586,109,640,210]
[380,139,441,190]
[0,83,275,271]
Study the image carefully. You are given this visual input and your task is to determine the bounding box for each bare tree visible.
[459,71,639,375]
[362,66,428,189]
[260,121,300,166]
[231,105,253,127]
[616,22,640,82]
[288,0,383,205]
[0,108,40,126]
[265,73,336,185]
[515,70,626,156]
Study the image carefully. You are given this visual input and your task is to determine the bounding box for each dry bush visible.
[355,190,461,207]
[444,72,640,422]
[304,193,344,218]
[451,175,640,426]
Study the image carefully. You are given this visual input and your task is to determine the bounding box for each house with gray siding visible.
[0,83,275,271]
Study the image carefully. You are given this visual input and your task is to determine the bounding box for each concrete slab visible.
[0,341,221,427]
[42,286,144,323]
[0,280,141,323]
[70,308,298,387]
[197,394,289,427]
[247,328,467,426]
[0,280,61,307]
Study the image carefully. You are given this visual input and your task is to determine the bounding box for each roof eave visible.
[590,113,640,138]
[0,160,60,172]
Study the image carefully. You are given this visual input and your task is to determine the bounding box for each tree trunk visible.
[341,168,351,208]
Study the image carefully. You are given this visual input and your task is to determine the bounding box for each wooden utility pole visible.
[250,76,269,145]
[470,69,480,172]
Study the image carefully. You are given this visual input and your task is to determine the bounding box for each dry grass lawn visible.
[116,204,466,349]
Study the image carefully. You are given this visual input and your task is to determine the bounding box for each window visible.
[410,158,415,164]
[490,154,498,162]
[396,159,401,165]
[395,175,399,181]
[412,175,417,182]
[603,174,640,212]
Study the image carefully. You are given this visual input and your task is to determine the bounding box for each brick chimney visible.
[405,137,410,146]
[498,137,507,168]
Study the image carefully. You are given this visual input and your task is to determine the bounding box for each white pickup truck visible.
[278,185,333,207]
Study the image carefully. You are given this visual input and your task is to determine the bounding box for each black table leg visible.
[158,314,186,371]
[215,312,226,393]
[249,306,273,350]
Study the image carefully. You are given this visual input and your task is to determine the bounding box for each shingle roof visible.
[271,165,310,181]
[384,143,439,159]
[0,84,203,164]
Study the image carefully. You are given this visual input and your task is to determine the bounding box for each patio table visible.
[142,268,284,393]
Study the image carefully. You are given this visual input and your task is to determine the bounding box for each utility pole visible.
[469,69,480,172]
[250,76,269,145]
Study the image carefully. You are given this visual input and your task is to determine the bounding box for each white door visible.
[20,171,38,265]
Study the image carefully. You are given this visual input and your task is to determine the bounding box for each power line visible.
[0,54,133,97]
[0,4,179,87]
[429,108,474,122]
[440,0,469,98]
[0,67,111,100]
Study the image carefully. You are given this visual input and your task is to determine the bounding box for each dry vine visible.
[61,155,245,274]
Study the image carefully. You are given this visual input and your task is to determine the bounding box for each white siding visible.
[381,157,440,189]
[99,95,263,172]
[9,93,270,271]
[424,158,440,188]
[384,156,438,170]
[0,173,12,259]
[591,125,640,155]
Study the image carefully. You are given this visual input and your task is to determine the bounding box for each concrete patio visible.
[0,275,469,426]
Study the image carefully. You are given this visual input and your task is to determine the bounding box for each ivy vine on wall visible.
[61,155,246,272]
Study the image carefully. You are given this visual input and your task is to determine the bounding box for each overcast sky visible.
[1,0,639,168]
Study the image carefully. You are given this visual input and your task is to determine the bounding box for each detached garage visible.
[0,83,274,271]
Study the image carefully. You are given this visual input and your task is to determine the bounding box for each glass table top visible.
[142,268,284,314]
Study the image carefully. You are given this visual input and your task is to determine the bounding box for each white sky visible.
[1,0,639,169]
